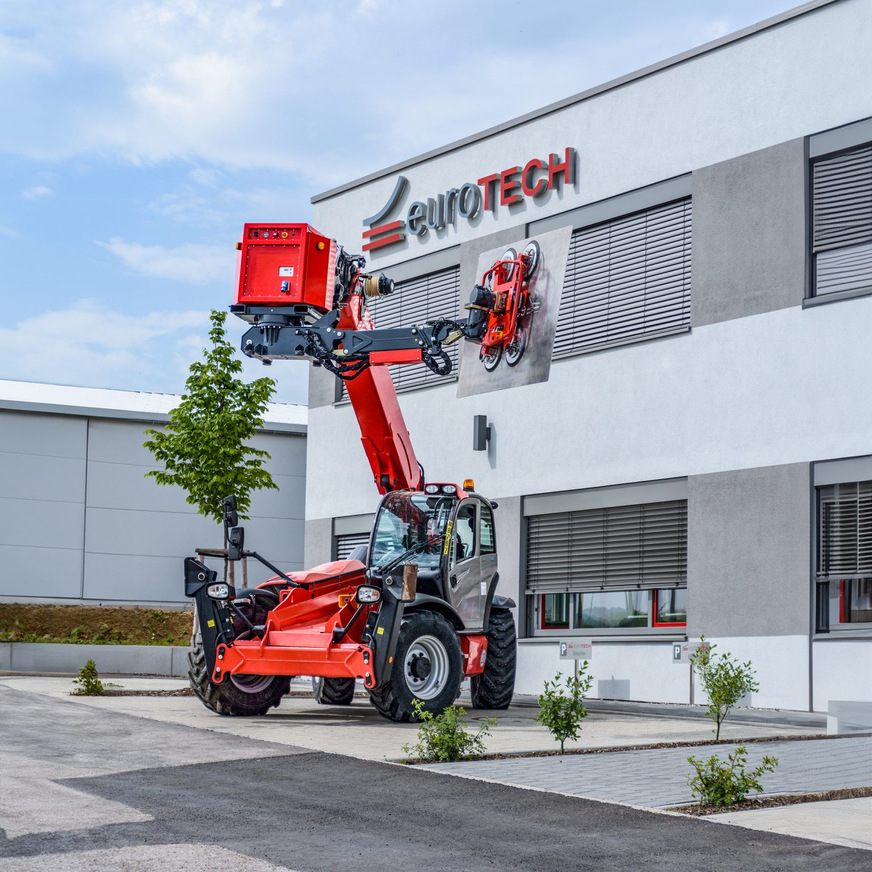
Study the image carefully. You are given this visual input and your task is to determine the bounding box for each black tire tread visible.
[314,676,356,705]
[470,608,516,709]
[368,611,462,722]
[188,634,290,717]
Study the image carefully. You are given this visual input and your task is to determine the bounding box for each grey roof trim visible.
[814,456,872,486]
[809,115,872,158]
[0,399,307,435]
[528,174,692,236]
[523,477,688,517]
[312,0,839,203]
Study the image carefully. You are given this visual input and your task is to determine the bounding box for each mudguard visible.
[184,557,235,683]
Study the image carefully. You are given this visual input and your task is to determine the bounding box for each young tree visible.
[143,310,278,525]
[535,665,593,754]
[690,636,760,740]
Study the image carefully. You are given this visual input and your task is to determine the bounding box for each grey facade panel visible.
[1,411,87,459]
[249,432,307,476]
[333,513,375,536]
[305,517,333,568]
[87,418,161,467]
[691,138,807,327]
[246,473,306,520]
[86,460,194,514]
[308,366,339,410]
[459,227,528,307]
[687,463,811,638]
[0,498,85,551]
[0,544,83,599]
[0,452,86,504]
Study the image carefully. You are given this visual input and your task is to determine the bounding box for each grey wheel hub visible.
[404,634,449,700]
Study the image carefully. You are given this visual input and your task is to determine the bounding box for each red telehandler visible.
[184,223,538,721]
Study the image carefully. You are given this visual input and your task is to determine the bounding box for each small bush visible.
[687,745,778,807]
[72,659,105,696]
[691,636,759,739]
[535,665,593,754]
[403,700,496,762]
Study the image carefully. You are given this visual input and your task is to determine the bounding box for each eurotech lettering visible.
[362,147,576,252]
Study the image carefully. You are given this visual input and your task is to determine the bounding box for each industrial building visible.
[0,380,306,607]
[305,0,872,711]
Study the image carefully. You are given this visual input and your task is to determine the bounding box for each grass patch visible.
[0,603,193,646]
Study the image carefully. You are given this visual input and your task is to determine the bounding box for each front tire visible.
[188,601,290,716]
[470,608,516,709]
[368,611,463,722]
[312,676,356,705]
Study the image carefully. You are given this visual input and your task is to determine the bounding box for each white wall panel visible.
[812,640,872,712]
[306,298,872,519]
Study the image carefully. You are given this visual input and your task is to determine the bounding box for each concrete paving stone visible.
[424,736,872,808]
[712,797,872,851]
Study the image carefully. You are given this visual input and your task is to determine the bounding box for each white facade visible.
[307,0,872,712]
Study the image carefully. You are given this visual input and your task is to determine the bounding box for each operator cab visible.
[367,484,499,632]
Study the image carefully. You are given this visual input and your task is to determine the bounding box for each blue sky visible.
[0,0,801,405]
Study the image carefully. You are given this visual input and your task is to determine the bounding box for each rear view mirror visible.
[227,525,245,562]
[222,495,239,529]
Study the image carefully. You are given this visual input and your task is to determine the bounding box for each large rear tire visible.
[312,676,356,705]
[470,608,516,709]
[368,611,463,722]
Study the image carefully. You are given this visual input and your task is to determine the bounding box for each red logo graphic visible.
[362,176,408,252]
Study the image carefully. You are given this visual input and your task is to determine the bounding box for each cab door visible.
[446,499,498,631]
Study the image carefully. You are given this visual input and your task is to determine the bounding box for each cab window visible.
[452,503,477,564]
[480,504,496,554]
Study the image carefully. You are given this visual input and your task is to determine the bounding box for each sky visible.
[0,0,805,406]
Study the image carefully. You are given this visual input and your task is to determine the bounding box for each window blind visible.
[365,266,461,393]
[553,198,692,358]
[818,481,872,578]
[335,532,370,560]
[526,499,687,593]
[812,144,872,296]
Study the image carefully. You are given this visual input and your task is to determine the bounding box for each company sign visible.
[362,147,576,252]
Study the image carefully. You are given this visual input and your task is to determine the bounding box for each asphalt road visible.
[1,685,868,871]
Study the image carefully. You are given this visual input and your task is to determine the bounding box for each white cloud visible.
[95,237,236,284]
[0,300,209,393]
[0,0,797,182]
[20,185,53,199]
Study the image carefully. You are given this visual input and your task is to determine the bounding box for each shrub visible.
[403,701,496,762]
[535,665,593,754]
[690,636,760,740]
[687,745,779,807]
[72,659,105,696]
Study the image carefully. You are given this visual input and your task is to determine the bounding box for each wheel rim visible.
[481,346,501,371]
[230,673,275,693]
[505,326,527,366]
[403,634,450,700]
[500,248,517,281]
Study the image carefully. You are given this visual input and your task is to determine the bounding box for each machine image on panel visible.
[457,225,571,398]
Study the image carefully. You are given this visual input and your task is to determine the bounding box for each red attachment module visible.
[234,223,338,313]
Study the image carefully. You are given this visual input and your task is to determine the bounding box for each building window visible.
[364,266,461,393]
[553,198,692,359]
[334,531,370,561]
[817,480,872,629]
[526,498,687,635]
[811,143,872,298]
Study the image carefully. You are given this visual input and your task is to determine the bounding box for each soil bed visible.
[670,785,872,815]
[0,603,193,646]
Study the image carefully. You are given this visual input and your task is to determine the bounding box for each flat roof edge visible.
[0,400,307,434]
[311,0,839,203]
